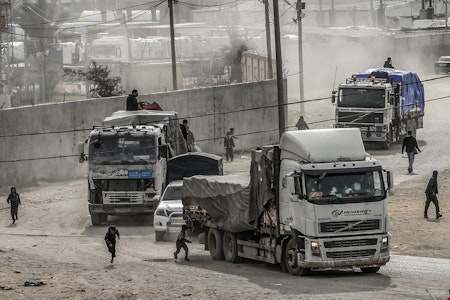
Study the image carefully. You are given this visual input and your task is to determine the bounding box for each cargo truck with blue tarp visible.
[332,68,425,149]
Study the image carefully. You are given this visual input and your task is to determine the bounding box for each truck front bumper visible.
[89,203,158,215]
[298,235,390,271]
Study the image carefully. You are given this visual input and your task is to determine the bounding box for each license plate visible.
[115,207,130,213]
[344,260,355,266]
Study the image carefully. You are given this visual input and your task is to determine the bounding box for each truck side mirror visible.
[386,171,394,195]
[159,144,168,159]
[331,90,336,104]
[78,142,86,163]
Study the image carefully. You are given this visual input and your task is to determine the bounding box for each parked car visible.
[435,56,450,74]
[153,180,184,241]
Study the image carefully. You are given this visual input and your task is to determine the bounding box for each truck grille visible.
[338,112,384,124]
[324,238,378,248]
[320,219,380,233]
[326,249,376,259]
[103,191,143,204]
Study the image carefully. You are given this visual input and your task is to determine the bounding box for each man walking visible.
[424,170,442,220]
[105,226,120,263]
[7,187,21,224]
[402,130,421,173]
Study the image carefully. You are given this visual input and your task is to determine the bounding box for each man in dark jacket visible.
[174,225,191,261]
[126,89,140,111]
[384,57,394,68]
[7,187,21,224]
[424,170,442,219]
[105,226,120,263]
[402,130,421,173]
[224,131,235,161]
[180,119,188,141]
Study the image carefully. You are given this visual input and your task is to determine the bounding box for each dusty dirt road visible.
[2,76,450,299]
[1,156,450,300]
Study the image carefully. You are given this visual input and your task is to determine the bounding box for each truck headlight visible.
[381,236,389,252]
[155,209,167,217]
[311,241,320,256]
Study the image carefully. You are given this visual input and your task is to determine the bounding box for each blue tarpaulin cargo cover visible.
[353,68,425,116]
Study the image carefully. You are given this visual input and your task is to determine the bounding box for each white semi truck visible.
[79,110,187,225]
[183,128,393,275]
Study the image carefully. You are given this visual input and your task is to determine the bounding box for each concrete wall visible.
[0,80,283,186]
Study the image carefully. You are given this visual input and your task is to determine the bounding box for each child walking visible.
[174,225,191,261]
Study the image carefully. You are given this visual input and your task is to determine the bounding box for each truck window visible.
[293,175,302,195]
[89,135,157,164]
[340,88,386,108]
[304,170,386,204]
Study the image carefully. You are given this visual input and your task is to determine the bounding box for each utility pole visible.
[169,0,177,90]
[296,1,305,117]
[0,0,12,96]
[264,0,273,79]
[273,0,286,138]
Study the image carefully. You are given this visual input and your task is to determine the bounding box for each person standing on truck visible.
[424,170,442,220]
[180,119,189,141]
[174,225,191,261]
[224,131,235,161]
[383,57,394,69]
[126,89,141,111]
[402,130,421,173]
[105,226,120,263]
[6,187,21,224]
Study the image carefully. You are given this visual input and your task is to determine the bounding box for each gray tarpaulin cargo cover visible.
[182,150,274,232]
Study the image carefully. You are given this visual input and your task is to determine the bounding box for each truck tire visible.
[284,239,311,276]
[360,266,380,273]
[90,213,102,226]
[223,231,240,263]
[155,231,165,242]
[208,228,224,260]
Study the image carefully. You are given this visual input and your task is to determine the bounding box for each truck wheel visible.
[155,231,165,241]
[284,239,311,276]
[90,213,102,226]
[208,228,224,260]
[360,266,380,273]
[223,231,240,263]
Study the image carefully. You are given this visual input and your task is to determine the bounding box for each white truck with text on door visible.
[183,128,393,275]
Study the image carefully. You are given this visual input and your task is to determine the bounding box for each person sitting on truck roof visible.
[383,57,394,69]
[126,89,141,111]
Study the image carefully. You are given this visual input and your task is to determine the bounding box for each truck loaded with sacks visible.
[182,128,393,275]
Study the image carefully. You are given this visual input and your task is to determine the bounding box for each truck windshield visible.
[339,88,386,108]
[305,170,386,204]
[89,135,157,165]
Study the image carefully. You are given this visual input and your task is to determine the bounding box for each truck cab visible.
[278,129,391,273]
[83,125,167,225]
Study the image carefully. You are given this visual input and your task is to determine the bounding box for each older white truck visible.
[79,110,187,225]
[183,128,393,275]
